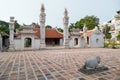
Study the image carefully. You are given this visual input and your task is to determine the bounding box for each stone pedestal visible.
[40,39,46,48]
[79,66,109,75]
[8,44,15,51]
[64,39,69,48]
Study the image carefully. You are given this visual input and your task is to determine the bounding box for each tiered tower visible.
[40,4,46,48]
[63,8,69,48]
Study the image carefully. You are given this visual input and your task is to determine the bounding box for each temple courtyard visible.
[0,48,120,80]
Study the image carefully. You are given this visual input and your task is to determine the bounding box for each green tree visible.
[102,24,111,39]
[46,25,52,29]
[0,20,9,34]
[14,20,20,31]
[69,15,99,30]
[57,27,63,32]
[69,23,76,31]
[117,33,120,40]
[0,20,20,35]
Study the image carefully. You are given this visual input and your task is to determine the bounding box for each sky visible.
[0,0,120,28]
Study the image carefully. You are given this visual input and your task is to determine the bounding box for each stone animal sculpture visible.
[83,56,101,69]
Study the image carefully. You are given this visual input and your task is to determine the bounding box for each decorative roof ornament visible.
[83,24,87,33]
[117,10,120,14]
[114,10,120,20]
[95,26,98,30]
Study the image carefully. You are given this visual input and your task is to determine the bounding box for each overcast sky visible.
[0,0,120,28]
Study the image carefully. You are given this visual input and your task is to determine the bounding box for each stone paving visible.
[0,48,120,80]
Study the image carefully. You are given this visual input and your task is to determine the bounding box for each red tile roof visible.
[86,30,93,36]
[33,28,63,38]
[81,30,93,37]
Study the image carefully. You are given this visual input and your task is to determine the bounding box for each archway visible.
[74,38,78,46]
[96,38,99,43]
[87,37,89,44]
[24,38,32,48]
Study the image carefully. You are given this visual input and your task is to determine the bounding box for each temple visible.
[0,4,105,51]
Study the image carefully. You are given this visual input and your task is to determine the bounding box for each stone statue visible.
[79,56,108,75]
[83,56,101,69]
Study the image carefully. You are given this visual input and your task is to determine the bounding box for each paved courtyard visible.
[0,48,120,80]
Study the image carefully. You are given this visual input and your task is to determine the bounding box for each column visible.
[8,17,15,51]
[0,34,2,51]
[83,25,88,47]
[63,8,69,48]
[40,4,46,48]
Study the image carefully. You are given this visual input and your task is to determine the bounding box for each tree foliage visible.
[0,20,9,34]
[69,15,99,30]
[117,33,120,40]
[0,20,20,35]
[102,24,111,39]
[57,27,63,32]
[69,23,76,31]
[14,20,20,31]
[46,25,52,29]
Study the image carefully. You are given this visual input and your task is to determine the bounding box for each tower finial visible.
[41,4,45,12]
[64,8,68,17]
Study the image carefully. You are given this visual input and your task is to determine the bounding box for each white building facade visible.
[68,26,105,48]
[14,25,40,50]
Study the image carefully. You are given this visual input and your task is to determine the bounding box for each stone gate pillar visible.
[8,17,15,51]
[63,8,69,48]
[83,24,88,47]
[0,34,2,51]
[40,4,46,48]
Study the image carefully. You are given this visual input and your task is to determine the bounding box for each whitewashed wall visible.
[34,39,40,49]
[69,38,74,48]
[15,35,40,50]
[60,39,63,46]
[69,36,81,48]
[89,33,104,48]
[79,38,85,48]
[14,39,22,50]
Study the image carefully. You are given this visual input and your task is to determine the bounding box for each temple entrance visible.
[87,37,89,45]
[24,38,32,48]
[1,35,9,51]
[74,38,78,46]
[46,38,60,46]
[2,36,9,48]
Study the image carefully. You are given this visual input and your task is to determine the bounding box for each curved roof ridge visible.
[54,28,63,35]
